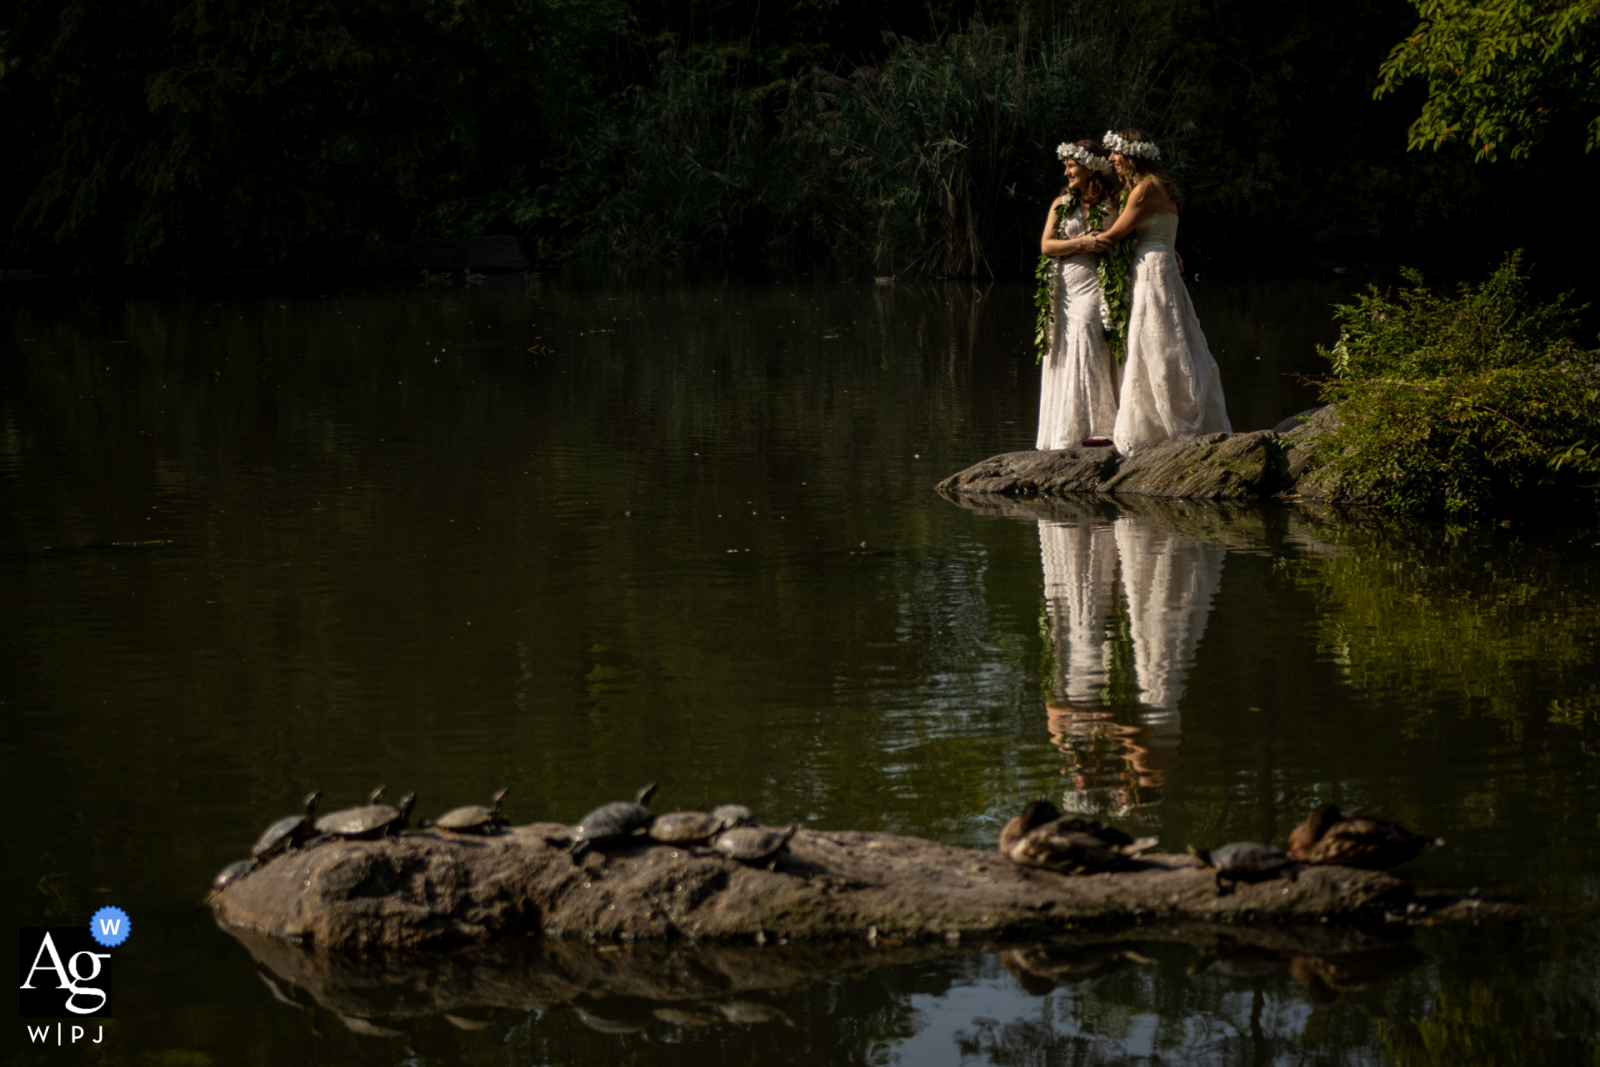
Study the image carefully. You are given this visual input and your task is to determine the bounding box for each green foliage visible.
[542,44,781,264]
[0,0,1568,275]
[1032,198,1073,363]
[1095,190,1132,363]
[3,0,609,271]
[1315,254,1600,513]
[1376,0,1600,160]
[775,19,1168,277]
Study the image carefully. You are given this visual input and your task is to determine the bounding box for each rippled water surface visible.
[3,274,1598,1065]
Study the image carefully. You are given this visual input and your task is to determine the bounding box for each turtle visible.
[1286,803,1439,870]
[432,787,510,834]
[1000,800,1156,874]
[1188,841,1296,893]
[569,782,658,857]
[711,824,797,865]
[251,789,323,861]
[210,859,256,894]
[710,803,759,828]
[648,810,725,845]
[316,790,415,839]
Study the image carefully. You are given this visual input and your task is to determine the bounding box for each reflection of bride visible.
[1113,514,1226,726]
[1038,515,1117,704]
[1037,506,1225,817]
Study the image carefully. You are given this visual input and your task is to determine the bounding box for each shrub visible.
[1315,253,1600,514]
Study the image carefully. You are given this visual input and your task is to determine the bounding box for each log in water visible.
[210,822,1432,951]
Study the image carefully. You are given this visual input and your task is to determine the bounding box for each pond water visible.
[3,273,1598,1065]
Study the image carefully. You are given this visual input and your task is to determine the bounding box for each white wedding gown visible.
[1036,204,1119,449]
[1111,213,1231,454]
[1038,516,1118,704]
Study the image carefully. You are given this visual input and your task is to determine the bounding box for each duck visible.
[420,270,451,285]
[1286,803,1438,870]
[464,269,487,284]
[998,800,1156,874]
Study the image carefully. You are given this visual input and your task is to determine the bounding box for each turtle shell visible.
[648,811,723,844]
[251,814,306,859]
[212,859,256,892]
[711,804,758,828]
[251,790,322,859]
[317,792,415,838]
[570,783,658,852]
[434,788,509,833]
[712,824,797,861]
[1210,841,1291,875]
[572,800,653,844]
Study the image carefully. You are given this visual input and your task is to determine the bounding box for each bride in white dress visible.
[1035,140,1120,450]
[1092,129,1230,454]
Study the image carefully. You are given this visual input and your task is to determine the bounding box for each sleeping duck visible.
[998,800,1157,874]
[1286,803,1439,869]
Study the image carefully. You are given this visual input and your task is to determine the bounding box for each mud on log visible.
[211,823,1422,951]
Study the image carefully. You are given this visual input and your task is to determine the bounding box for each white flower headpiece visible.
[1056,141,1114,174]
[1102,130,1160,161]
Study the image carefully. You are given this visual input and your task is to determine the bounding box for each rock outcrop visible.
[211,822,1424,952]
[937,407,1349,502]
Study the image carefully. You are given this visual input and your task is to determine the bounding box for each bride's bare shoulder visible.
[1136,177,1178,212]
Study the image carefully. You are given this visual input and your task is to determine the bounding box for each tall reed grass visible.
[545,12,1179,276]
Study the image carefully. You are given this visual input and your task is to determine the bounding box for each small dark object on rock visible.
[711,803,759,828]
[1188,842,1296,893]
[712,824,797,865]
[432,788,510,834]
[570,783,658,857]
[649,810,727,844]
[251,789,322,861]
[316,788,415,839]
[211,859,256,894]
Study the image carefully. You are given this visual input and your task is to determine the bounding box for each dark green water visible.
[3,275,1598,1065]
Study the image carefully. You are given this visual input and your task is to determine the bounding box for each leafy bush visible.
[1315,254,1600,513]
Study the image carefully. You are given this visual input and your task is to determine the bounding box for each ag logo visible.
[19,908,127,1017]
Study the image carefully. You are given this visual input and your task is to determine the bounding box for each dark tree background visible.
[2,0,1595,281]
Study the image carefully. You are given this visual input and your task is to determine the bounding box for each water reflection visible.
[1037,500,1225,821]
[221,919,1427,1062]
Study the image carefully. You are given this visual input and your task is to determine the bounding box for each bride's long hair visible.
[1059,139,1118,206]
[1110,128,1182,210]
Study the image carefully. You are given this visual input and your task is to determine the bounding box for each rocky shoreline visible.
[937,407,1351,503]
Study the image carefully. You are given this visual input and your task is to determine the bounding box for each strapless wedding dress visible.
[1111,213,1230,454]
[1036,204,1119,449]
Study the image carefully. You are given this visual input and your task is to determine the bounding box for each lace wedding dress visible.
[1036,203,1119,450]
[1111,213,1231,454]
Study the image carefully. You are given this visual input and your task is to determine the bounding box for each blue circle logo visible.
[90,906,131,947]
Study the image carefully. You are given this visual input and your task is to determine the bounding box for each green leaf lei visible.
[1031,195,1075,365]
[1032,191,1134,366]
[1097,189,1135,364]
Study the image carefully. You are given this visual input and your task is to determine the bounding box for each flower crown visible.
[1102,130,1160,161]
[1056,141,1114,174]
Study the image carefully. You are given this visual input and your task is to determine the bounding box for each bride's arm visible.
[1039,197,1096,256]
[1093,179,1155,244]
